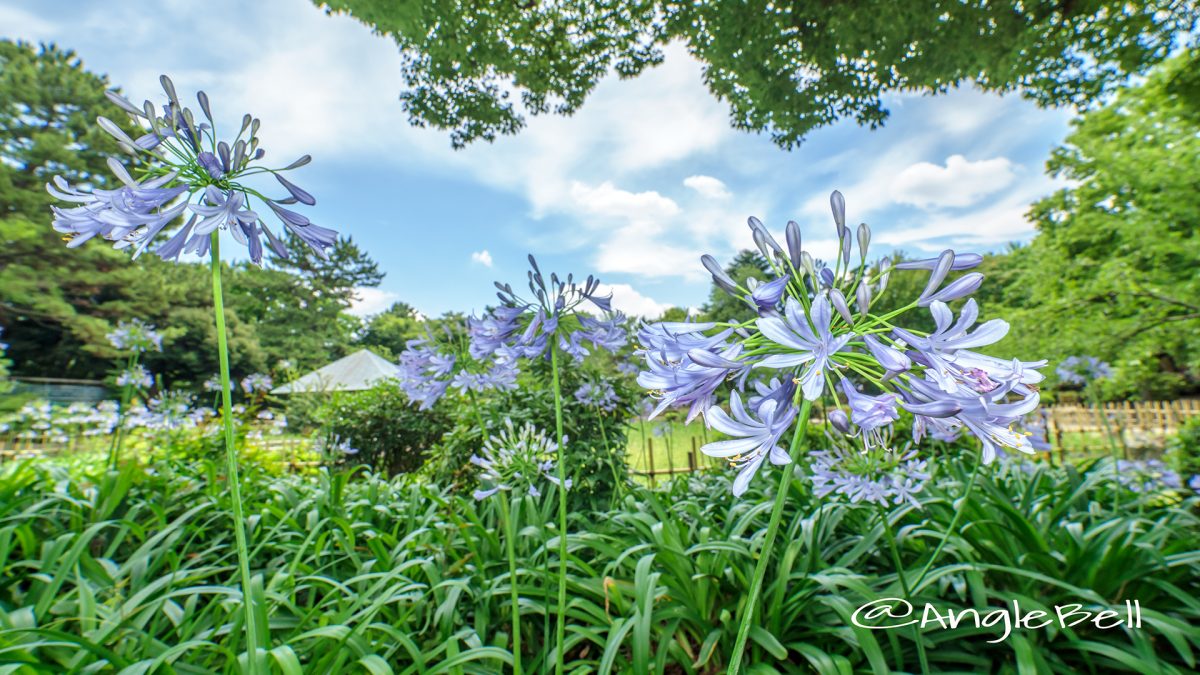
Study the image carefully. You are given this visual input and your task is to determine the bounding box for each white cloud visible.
[348,287,400,317]
[875,174,1063,251]
[890,155,1016,208]
[0,5,57,39]
[568,181,679,222]
[683,175,731,200]
[470,250,493,267]
[587,283,674,318]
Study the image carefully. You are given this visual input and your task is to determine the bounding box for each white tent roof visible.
[271,349,398,394]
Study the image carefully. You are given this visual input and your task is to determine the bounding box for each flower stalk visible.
[879,508,930,674]
[550,343,569,675]
[498,494,523,675]
[106,353,137,469]
[727,396,812,675]
[210,233,261,672]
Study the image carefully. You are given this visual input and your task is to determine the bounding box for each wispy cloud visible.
[891,155,1016,208]
[470,250,493,267]
[348,287,399,317]
[683,175,731,200]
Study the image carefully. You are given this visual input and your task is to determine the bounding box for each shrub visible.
[316,380,452,474]
[425,360,633,509]
[1166,415,1200,477]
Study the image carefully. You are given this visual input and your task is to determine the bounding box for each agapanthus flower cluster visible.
[107,319,163,353]
[396,320,518,410]
[574,381,619,412]
[116,364,154,389]
[808,430,932,508]
[468,255,628,369]
[1,400,119,442]
[1114,459,1183,494]
[1056,355,1112,386]
[125,391,210,431]
[471,420,571,500]
[637,191,1047,495]
[246,410,288,439]
[240,373,273,395]
[315,435,359,456]
[46,75,336,265]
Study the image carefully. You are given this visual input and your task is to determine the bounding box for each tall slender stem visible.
[597,414,624,502]
[1091,389,1122,511]
[727,396,812,675]
[210,234,260,673]
[912,455,982,590]
[550,344,569,675]
[498,495,523,675]
[106,353,137,469]
[880,509,930,674]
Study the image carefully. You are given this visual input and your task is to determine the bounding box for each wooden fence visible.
[1045,399,1200,434]
[631,399,1200,484]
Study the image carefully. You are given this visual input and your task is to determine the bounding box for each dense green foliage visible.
[318,380,454,474]
[356,302,428,359]
[0,41,383,387]
[314,0,1195,148]
[420,359,635,509]
[977,51,1200,399]
[1,451,1197,672]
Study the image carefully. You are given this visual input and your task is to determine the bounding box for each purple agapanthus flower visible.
[474,258,627,377]
[48,76,336,265]
[1019,410,1053,452]
[894,253,983,271]
[837,378,900,446]
[400,324,520,408]
[116,364,154,389]
[748,276,789,314]
[639,340,745,422]
[906,375,1040,463]
[471,421,567,500]
[240,373,273,395]
[701,390,798,496]
[808,443,931,508]
[574,381,619,412]
[1056,355,1113,386]
[575,312,629,354]
[755,295,853,400]
[1115,459,1182,494]
[892,299,1045,394]
[468,306,525,361]
[634,189,1047,499]
[107,319,164,353]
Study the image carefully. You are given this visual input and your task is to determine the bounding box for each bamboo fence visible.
[630,399,1200,482]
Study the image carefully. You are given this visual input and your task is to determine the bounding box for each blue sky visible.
[3,0,1075,319]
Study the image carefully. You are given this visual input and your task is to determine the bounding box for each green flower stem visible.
[727,396,813,675]
[498,494,523,675]
[597,414,624,503]
[210,233,261,673]
[549,343,569,675]
[1090,389,1123,511]
[879,509,930,674]
[912,454,982,591]
[106,353,137,469]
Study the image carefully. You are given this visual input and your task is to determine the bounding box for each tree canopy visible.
[980,50,1200,399]
[314,0,1196,147]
